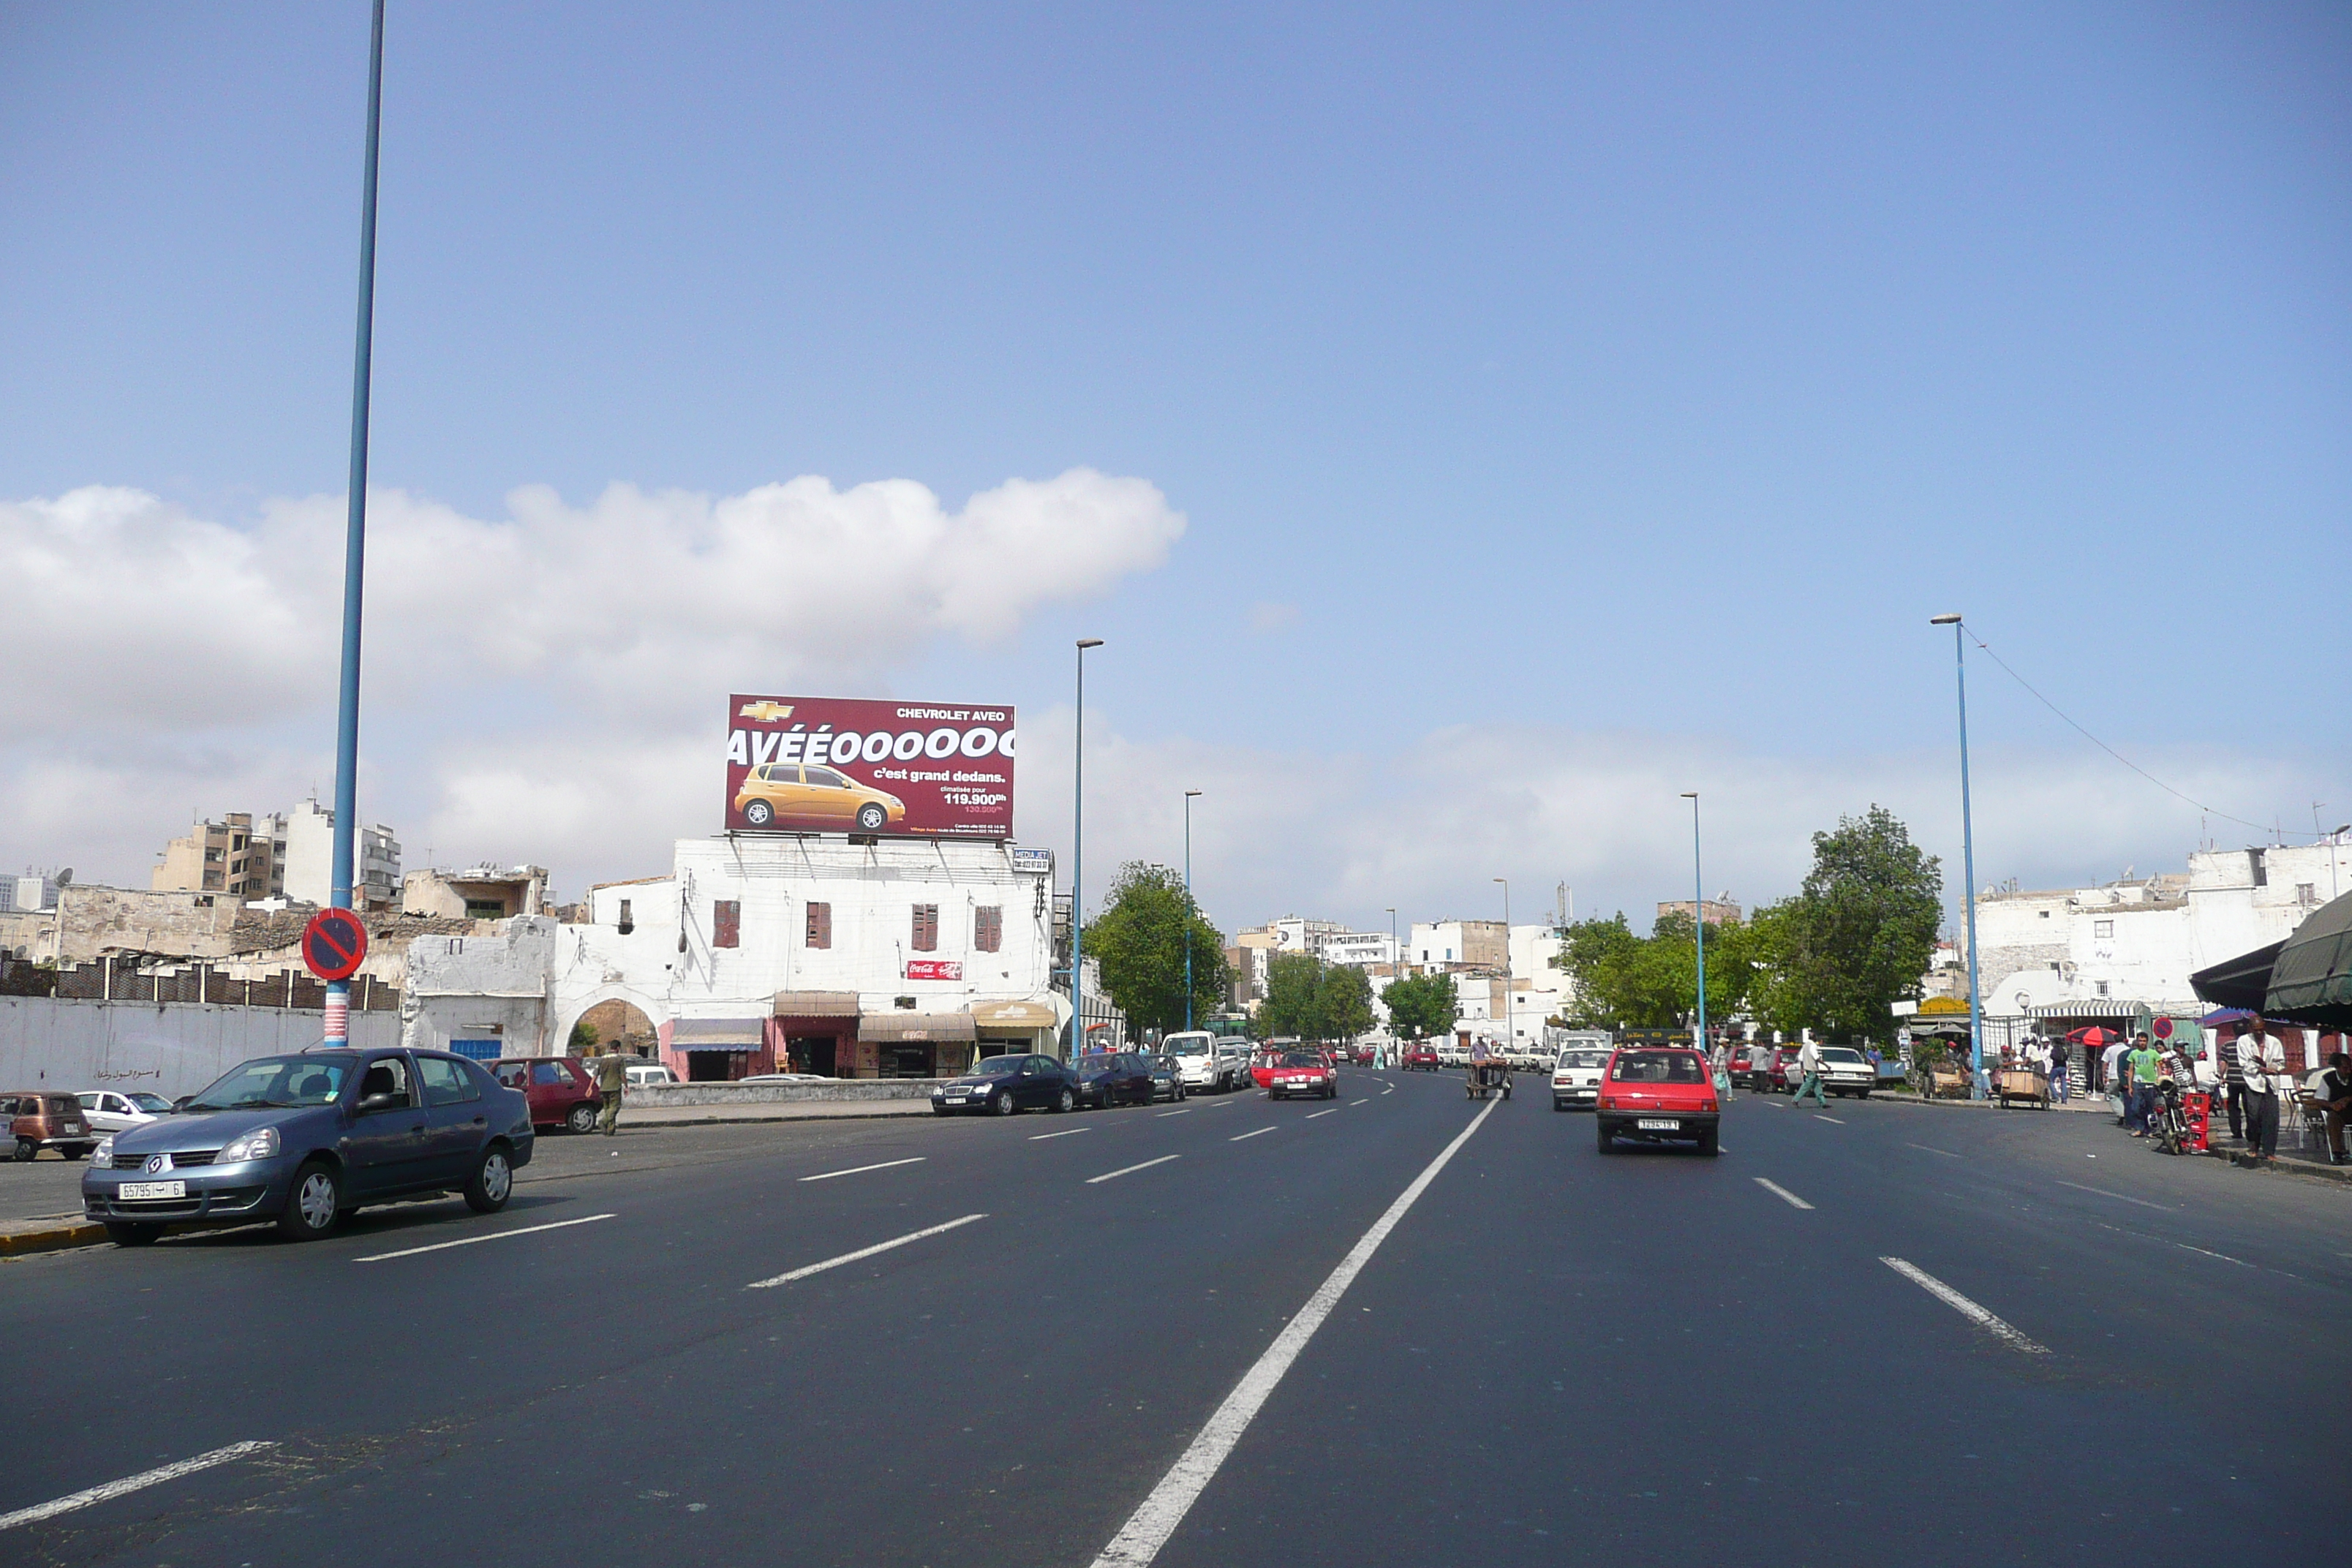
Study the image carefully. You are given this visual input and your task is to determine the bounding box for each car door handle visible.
[472,1116,486,1126]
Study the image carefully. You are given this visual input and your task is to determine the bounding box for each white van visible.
[1164,1031,1252,1093]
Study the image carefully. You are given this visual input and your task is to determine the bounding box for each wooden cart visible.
[1921,1066,1972,1100]
[1994,1067,2050,1109]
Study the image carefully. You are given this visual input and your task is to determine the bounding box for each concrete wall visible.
[0,995,401,1098]
[626,1079,934,1107]
[50,885,247,962]
[404,918,558,1057]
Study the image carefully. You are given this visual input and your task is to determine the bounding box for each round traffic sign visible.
[2152,1017,2174,1040]
[302,907,369,982]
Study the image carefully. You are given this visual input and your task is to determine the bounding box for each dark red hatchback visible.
[492,1058,603,1134]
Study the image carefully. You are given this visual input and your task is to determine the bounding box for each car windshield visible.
[1608,1049,1705,1084]
[1560,1051,1609,1068]
[184,1055,351,1111]
[1164,1035,1212,1055]
[1820,1048,1866,1063]
[1077,1055,1123,1074]
[1281,1052,1324,1068]
[128,1093,173,1112]
[970,1056,1028,1077]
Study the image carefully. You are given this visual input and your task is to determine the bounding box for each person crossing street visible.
[1791,1039,1829,1108]
[589,1043,630,1136]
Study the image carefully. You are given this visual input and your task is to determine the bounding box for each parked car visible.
[1749,1047,1801,1094]
[1073,1052,1157,1109]
[7,1092,99,1161]
[1404,1044,1441,1071]
[624,1063,678,1088]
[1213,1036,1256,1088]
[491,1057,603,1133]
[76,1090,175,1134]
[1163,1030,1243,1093]
[83,1047,535,1245]
[1266,1050,1338,1101]
[1815,1046,1876,1098]
[1726,1045,1765,1083]
[1352,1043,1376,1065]
[739,1073,830,1084]
[1550,1048,1610,1112]
[1595,1045,1720,1156]
[1145,1055,1188,1103]
[929,1053,1079,1115]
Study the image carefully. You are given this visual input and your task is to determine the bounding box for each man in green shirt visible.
[2127,1033,2163,1138]
[589,1046,630,1136]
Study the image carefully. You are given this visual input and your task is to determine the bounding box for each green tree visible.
[1084,862,1234,1041]
[1316,962,1375,1042]
[1556,911,1758,1030]
[1259,951,1329,1040]
[565,1017,600,1054]
[1748,806,1942,1043]
[1381,970,1459,1039]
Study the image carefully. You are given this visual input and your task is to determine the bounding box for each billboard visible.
[725,696,1015,839]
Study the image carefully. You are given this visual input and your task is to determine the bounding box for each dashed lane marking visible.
[0,1442,279,1532]
[1029,1126,1093,1141]
[1880,1256,2051,1355]
[1305,1108,1339,1120]
[1349,1098,1368,1106]
[1753,1178,1814,1210]
[799,1157,926,1183]
[1085,1154,1183,1186]
[746,1214,987,1289]
[1906,1142,1961,1158]
[1814,1115,1845,1124]
[1089,1098,1500,1567]
[353,1213,615,1263]
[1157,1108,1194,1117]
[1229,1127,1275,1143]
[2055,1179,2175,1213]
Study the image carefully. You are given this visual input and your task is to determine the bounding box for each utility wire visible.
[1965,626,2326,841]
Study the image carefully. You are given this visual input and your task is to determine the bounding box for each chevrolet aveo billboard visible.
[725,696,1015,839]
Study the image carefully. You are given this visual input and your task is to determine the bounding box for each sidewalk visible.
[615,1099,934,1127]
[1884,1087,2352,1187]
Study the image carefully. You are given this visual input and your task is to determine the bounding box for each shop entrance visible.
[686,1050,750,1082]
[788,1036,839,1077]
[881,1044,937,1079]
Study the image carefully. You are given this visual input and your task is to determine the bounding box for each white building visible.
[280,799,402,909]
[1409,920,1506,970]
[1321,932,1398,968]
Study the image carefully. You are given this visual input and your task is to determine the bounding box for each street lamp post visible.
[1387,906,1398,1062]
[1931,614,1986,1098]
[325,0,387,1049]
[1494,878,1512,1058]
[1070,638,1104,1058]
[1681,792,1705,1051]
[1183,789,1202,1032]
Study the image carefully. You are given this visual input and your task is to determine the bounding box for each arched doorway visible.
[570,998,657,1058]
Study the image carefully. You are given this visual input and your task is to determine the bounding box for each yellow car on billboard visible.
[734,763,907,833]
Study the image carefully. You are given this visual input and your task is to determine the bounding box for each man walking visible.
[589,1043,630,1137]
[2126,1032,2162,1137]
[2221,1022,2248,1142]
[2315,1051,2352,1167]
[2234,1015,2287,1168]
[2049,1033,2070,1104]
[1792,1038,1829,1108]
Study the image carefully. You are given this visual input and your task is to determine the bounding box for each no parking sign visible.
[301,908,369,982]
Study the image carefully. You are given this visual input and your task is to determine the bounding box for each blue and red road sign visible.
[302,907,369,983]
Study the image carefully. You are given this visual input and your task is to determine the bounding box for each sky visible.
[2,1,2346,938]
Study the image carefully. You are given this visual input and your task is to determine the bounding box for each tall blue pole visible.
[1070,639,1101,1055]
[1684,792,1705,1048]
[325,0,385,1048]
[1935,615,1986,1098]
[1183,791,1198,1032]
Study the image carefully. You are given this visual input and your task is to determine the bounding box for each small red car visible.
[1404,1044,1440,1071]
[492,1058,603,1134]
[1746,1047,1802,1095]
[1266,1050,1338,1100]
[1595,1045,1719,1155]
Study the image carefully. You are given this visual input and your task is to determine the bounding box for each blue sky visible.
[3,1,2345,933]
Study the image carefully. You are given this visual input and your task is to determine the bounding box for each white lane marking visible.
[1382,1084,1395,1095]
[1156,1108,1194,1118]
[1229,1127,1275,1142]
[746,1213,987,1289]
[353,1213,614,1263]
[1305,1108,1339,1120]
[1085,1154,1183,1186]
[1091,1099,1499,1567]
[798,1156,926,1183]
[2055,1180,2174,1213]
[1349,1098,1368,1106]
[1029,1126,1093,1141]
[0,1441,278,1532]
[1753,1178,1814,1210]
[1881,1257,2050,1355]
[2176,1241,2253,1268]
[1906,1142,1961,1158]
[1814,1115,1845,1125]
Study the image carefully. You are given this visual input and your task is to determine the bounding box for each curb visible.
[617,1104,937,1128]
[0,1220,109,1257]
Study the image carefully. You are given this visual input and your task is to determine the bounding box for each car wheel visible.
[276,1161,342,1242]
[1856,1088,1870,1100]
[1553,1098,1566,1112]
[995,1091,1019,1116]
[104,1221,160,1247]
[464,1144,514,1213]
[1697,1127,1720,1157]
[61,1147,86,1161]
[743,799,773,827]
[12,1138,34,1162]
[856,803,889,832]
[1596,1122,1615,1154]
[565,1102,599,1134]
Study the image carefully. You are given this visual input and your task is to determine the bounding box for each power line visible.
[1965,627,2329,841]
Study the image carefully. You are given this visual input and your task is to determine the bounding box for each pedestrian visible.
[2126,1032,2161,1137]
[2233,1015,2287,1168]
[589,1042,630,1136]
[2100,1034,2129,1110]
[2314,1051,2352,1167]
[2049,1033,2070,1104]
[1711,1039,1736,1102]
[2221,1022,2247,1142]
[1792,1038,1829,1108]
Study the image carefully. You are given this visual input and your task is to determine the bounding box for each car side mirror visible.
[357,1091,402,1114]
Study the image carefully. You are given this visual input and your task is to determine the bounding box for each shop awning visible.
[2191,941,2283,1013]
[1915,996,1972,1019]
[2027,1000,2136,1020]
[671,1017,765,1051]
[862,1011,977,1043]
[2266,892,2352,1028]
[772,991,860,1019]
[969,999,1058,1031]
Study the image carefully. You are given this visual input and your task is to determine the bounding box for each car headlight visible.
[219,1126,280,1164]
[91,1135,115,1169]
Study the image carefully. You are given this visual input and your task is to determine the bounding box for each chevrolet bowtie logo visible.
[738,701,794,723]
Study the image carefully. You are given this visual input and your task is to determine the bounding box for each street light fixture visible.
[1681,793,1705,1052]
[1387,906,1398,1061]
[1070,638,1104,1058]
[1930,613,1986,1098]
[1494,878,1512,1059]
[1183,789,1203,1032]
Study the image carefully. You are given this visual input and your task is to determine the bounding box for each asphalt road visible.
[1,1072,2344,1567]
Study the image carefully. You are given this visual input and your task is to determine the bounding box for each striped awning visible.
[2027,1000,2136,1020]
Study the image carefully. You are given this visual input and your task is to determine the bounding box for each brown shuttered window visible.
[805,902,832,949]
[713,900,740,949]
[974,905,1002,953]
[912,904,940,951]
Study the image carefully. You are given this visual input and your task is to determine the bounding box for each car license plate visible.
[1636,1117,1679,1131]
[120,1180,186,1199]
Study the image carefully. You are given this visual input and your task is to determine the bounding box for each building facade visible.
[280,799,402,909]
[152,813,284,900]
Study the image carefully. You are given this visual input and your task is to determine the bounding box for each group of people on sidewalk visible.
[2101,1014,2352,1169]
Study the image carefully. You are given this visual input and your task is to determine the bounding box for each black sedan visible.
[1145,1054,1188,1103]
[83,1048,535,1245]
[1072,1052,1157,1109]
[930,1053,1079,1116]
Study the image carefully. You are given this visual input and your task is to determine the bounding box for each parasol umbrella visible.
[2075,1026,2119,1049]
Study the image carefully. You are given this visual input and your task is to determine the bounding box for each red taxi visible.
[1265,1049,1338,1101]
[492,1057,603,1134]
[1595,1045,1719,1156]
[1404,1044,1440,1071]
